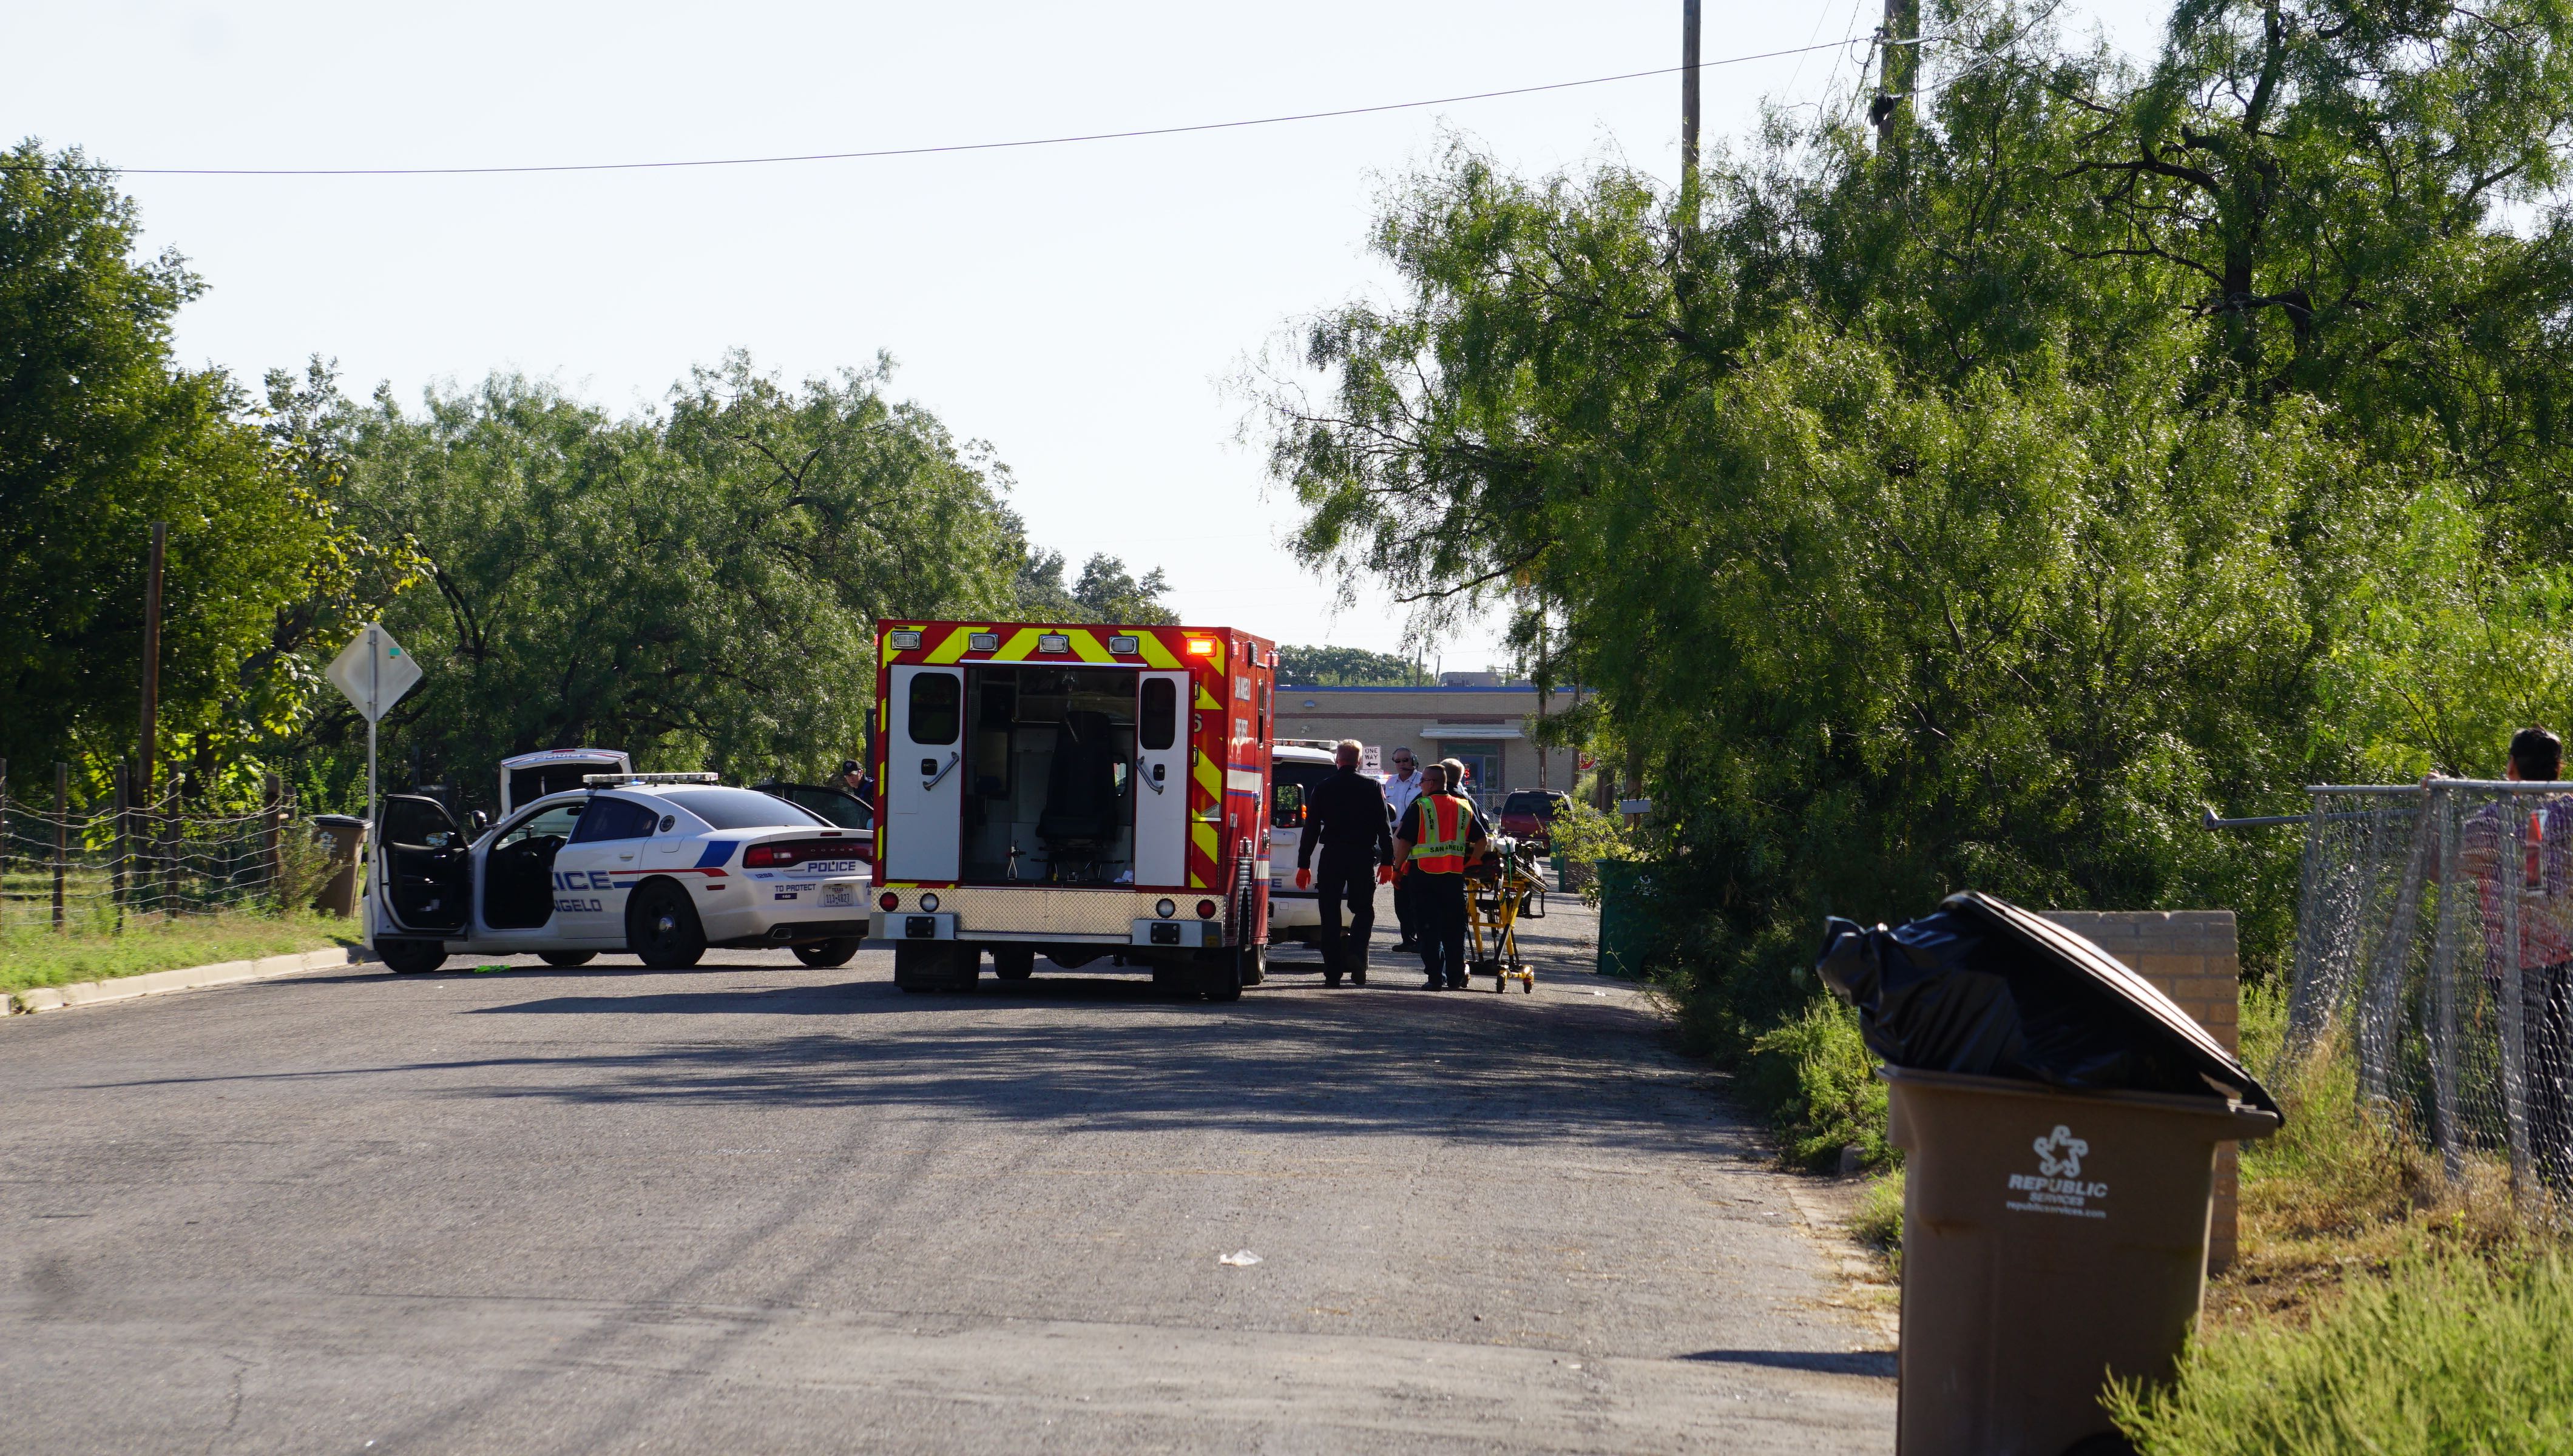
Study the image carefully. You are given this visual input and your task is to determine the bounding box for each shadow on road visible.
[92,972,1725,1154]
[1681,1350,1897,1378]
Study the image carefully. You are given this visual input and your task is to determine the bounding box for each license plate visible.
[822,882,854,908]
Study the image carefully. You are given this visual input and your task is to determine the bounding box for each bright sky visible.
[5,0,2171,673]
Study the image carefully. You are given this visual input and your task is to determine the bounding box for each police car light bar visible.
[581,772,722,786]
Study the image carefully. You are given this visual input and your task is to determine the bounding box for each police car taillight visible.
[745,839,864,868]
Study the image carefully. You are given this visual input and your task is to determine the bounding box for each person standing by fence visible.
[2458,726,2573,1194]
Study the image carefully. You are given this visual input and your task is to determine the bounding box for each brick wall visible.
[2040,910,2244,1274]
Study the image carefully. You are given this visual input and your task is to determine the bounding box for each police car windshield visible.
[658,787,828,830]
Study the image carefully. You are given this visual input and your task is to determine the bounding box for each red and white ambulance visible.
[865,621,1277,999]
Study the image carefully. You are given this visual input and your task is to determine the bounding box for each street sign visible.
[326,624,421,723]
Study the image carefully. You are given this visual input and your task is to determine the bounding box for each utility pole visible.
[1873,0,1921,149]
[136,522,166,807]
[1681,0,1702,181]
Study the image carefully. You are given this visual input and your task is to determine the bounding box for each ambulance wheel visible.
[539,951,595,968]
[793,939,859,968]
[991,945,1036,980]
[378,939,447,976]
[1195,946,1245,1003]
[626,882,706,969]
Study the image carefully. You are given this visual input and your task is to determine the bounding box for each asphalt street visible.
[1,889,1894,1454]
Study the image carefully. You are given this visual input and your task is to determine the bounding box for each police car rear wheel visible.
[792,938,859,968]
[626,882,706,969]
[539,951,595,968]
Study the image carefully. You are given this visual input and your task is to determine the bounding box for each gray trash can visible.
[309,815,367,918]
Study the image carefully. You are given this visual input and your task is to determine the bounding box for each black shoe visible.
[1446,976,1468,990]
[1393,940,1419,952]
[1351,966,1367,987]
[1421,977,1442,990]
[1324,970,1342,988]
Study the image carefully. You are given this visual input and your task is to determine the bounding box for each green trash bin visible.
[1595,859,1651,979]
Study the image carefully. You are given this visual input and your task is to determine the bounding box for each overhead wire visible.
[10,40,1861,179]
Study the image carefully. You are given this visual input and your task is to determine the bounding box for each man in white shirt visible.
[1381,747,1425,952]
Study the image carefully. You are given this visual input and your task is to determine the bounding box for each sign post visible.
[325,624,424,843]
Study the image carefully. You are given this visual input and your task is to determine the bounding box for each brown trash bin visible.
[1888,1067,2279,1456]
[309,814,368,918]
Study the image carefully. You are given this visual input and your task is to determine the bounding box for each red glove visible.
[1293,868,1312,890]
[1377,864,1398,885]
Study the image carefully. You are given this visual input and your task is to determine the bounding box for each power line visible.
[10,41,1856,178]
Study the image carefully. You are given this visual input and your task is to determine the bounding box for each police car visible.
[367,773,876,976]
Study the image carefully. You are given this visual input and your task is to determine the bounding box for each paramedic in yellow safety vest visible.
[1391,764,1490,990]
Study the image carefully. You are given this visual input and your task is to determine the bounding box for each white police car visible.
[367,773,876,976]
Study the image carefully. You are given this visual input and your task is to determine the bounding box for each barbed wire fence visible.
[2289,779,2573,1219]
[0,761,346,933]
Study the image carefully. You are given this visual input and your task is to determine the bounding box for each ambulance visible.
[867,621,1277,1000]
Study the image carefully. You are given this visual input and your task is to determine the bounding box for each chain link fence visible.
[0,768,344,932]
[2291,780,2573,1214]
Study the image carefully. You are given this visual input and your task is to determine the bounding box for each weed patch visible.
[2,911,353,994]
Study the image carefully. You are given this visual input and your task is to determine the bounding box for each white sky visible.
[5,0,2170,674]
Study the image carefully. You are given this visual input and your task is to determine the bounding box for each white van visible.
[1266,741,1393,945]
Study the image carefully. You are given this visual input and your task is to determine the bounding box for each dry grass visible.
[2210,983,2560,1326]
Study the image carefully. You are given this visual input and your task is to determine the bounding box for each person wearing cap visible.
[1382,747,1426,952]
[840,758,875,807]
[1391,763,1489,989]
[1292,740,1398,987]
[2459,726,2573,1192]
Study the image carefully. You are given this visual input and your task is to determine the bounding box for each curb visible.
[6,944,378,1017]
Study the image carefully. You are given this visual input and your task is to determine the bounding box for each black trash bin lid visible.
[1941,891,2278,1116]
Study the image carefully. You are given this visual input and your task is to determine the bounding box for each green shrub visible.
[1851,1169,1904,1276]
[2109,1254,2573,1454]
[1742,996,1893,1170]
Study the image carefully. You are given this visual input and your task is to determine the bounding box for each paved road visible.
[1,892,1893,1454]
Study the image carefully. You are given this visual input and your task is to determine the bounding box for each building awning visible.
[1424,723,1522,741]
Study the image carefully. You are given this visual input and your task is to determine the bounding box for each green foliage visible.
[1256,0,2573,1077]
[1275,644,1422,686]
[325,353,1027,800]
[1742,996,1895,1170]
[1015,548,1177,624]
[0,142,391,786]
[2108,1253,2573,1454]
[1851,1170,1905,1275]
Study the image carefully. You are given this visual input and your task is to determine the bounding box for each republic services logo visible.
[2032,1125,2088,1179]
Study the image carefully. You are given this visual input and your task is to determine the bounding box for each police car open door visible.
[886,665,964,880]
[377,795,468,934]
[1133,670,1189,886]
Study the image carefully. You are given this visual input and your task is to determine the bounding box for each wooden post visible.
[1875,0,1919,149]
[264,770,285,906]
[112,763,128,931]
[160,771,179,920]
[1,755,10,880]
[1681,0,1702,181]
[52,762,68,932]
[137,522,166,808]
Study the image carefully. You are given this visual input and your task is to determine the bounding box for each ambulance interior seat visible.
[1038,710,1123,878]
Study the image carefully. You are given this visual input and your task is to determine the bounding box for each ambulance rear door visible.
[885,665,964,880]
[1132,670,1190,886]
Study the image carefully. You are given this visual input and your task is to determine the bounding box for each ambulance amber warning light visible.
[1186,639,1216,656]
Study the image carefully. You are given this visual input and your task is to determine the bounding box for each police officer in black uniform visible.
[1293,739,1398,987]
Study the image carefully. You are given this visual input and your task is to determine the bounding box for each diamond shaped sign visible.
[325,624,422,724]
